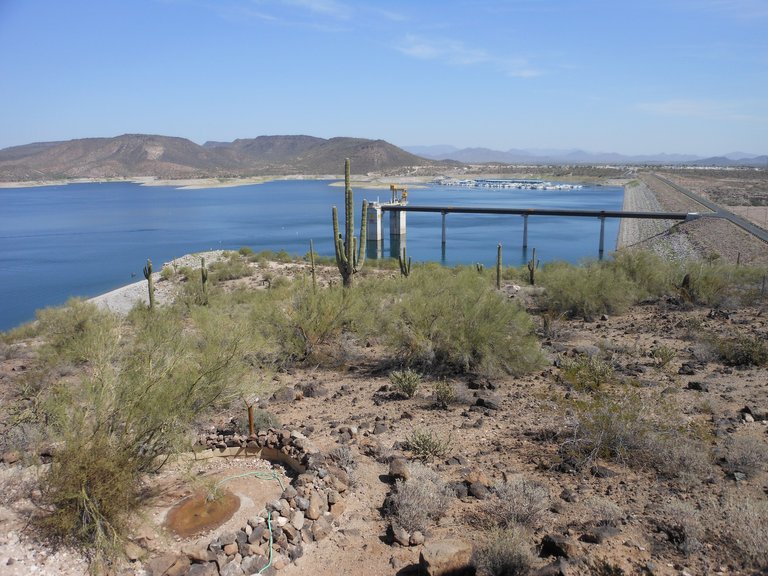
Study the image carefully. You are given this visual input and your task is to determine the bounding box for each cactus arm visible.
[355,200,368,271]
[344,158,354,261]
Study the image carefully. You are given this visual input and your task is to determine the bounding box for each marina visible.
[432,178,584,190]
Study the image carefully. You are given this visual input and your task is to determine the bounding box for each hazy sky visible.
[1,0,766,155]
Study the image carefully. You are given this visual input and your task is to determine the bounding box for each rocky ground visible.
[1,171,767,576]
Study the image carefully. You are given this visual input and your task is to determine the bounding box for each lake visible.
[0,179,623,331]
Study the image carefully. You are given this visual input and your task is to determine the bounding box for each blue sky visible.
[0,0,766,155]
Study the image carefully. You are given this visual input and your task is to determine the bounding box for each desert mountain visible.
[405,145,766,167]
[0,134,437,181]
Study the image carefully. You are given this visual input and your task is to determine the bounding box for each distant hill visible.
[0,134,438,181]
[403,145,767,166]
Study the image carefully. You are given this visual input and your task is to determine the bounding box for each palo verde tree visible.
[332,158,368,287]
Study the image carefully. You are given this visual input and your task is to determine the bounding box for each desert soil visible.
[1,171,767,576]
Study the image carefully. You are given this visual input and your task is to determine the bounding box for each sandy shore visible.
[89,250,227,315]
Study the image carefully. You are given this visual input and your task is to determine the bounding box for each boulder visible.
[419,539,475,576]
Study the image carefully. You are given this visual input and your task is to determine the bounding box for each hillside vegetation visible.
[1,247,767,575]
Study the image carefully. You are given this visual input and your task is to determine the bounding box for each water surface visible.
[0,179,622,330]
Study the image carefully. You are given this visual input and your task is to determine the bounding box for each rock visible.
[533,558,570,576]
[220,532,238,546]
[223,543,239,556]
[306,490,325,520]
[419,539,474,576]
[241,555,269,575]
[290,510,305,531]
[310,515,332,541]
[590,464,617,478]
[166,556,191,576]
[391,522,411,547]
[1,451,21,464]
[559,488,578,503]
[373,421,388,434]
[540,534,577,559]
[188,564,220,576]
[145,553,179,576]
[678,363,696,375]
[687,381,709,392]
[389,458,411,481]
[221,559,245,576]
[125,541,145,562]
[410,531,425,546]
[579,526,619,544]
[469,482,489,500]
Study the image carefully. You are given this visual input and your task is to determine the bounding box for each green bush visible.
[35,303,251,559]
[389,369,421,398]
[559,354,614,391]
[539,260,636,318]
[209,253,252,282]
[716,335,768,367]
[407,428,452,462]
[377,267,542,376]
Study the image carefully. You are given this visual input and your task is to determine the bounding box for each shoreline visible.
[0,174,440,190]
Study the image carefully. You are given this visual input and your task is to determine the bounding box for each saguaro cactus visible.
[309,239,317,291]
[331,158,368,288]
[143,258,155,309]
[527,248,539,285]
[201,257,209,303]
[398,247,412,278]
[496,243,502,290]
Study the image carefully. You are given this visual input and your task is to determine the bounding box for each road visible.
[650,173,768,245]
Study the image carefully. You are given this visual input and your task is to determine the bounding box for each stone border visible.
[144,428,348,576]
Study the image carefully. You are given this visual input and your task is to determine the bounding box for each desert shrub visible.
[209,253,252,282]
[35,299,119,366]
[681,261,767,306]
[473,526,533,576]
[262,281,354,363]
[433,380,457,406]
[715,334,768,367]
[539,260,636,318]
[389,369,421,398]
[379,267,542,376]
[721,435,768,478]
[386,462,451,533]
[584,496,623,527]
[483,476,549,528]
[407,428,451,461]
[723,492,768,570]
[234,408,280,434]
[329,445,357,472]
[563,389,652,465]
[36,304,250,559]
[559,354,614,391]
[561,387,711,478]
[238,246,255,256]
[651,345,676,368]
[611,249,675,299]
[37,435,139,557]
[659,500,703,556]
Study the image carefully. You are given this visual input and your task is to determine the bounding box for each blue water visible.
[0,180,623,331]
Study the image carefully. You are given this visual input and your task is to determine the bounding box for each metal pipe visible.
[441,211,447,245]
[598,215,606,259]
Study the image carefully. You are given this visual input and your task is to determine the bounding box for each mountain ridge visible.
[0,134,437,181]
[403,145,767,167]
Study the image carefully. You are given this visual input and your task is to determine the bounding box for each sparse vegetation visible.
[559,353,614,391]
[483,476,549,528]
[389,369,421,398]
[406,428,452,461]
[473,526,534,576]
[385,462,452,533]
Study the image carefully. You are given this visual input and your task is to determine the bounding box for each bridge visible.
[375,204,705,259]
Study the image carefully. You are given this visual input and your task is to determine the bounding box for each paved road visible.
[650,173,768,244]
